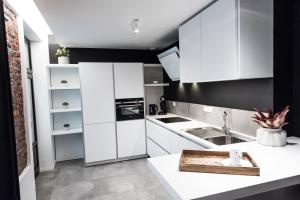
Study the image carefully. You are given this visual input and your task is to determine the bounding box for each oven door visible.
[116,103,144,121]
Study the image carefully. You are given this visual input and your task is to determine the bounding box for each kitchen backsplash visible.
[166,101,259,137]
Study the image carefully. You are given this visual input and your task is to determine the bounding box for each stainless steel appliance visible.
[149,104,158,115]
[116,98,144,121]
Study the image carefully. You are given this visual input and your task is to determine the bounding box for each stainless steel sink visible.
[182,127,250,145]
[205,135,247,145]
[183,127,223,139]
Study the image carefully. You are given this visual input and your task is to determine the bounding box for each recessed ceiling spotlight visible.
[131,18,140,34]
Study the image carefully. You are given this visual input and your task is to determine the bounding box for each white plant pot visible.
[58,56,70,64]
[256,128,287,147]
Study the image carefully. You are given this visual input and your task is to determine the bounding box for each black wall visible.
[49,44,160,64]
[164,78,273,111]
[291,0,300,138]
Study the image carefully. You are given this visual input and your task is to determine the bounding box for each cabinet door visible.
[201,0,238,82]
[170,133,207,154]
[117,119,146,158]
[114,63,144,99]
[79,63,115,124]
[170,133,187,154]
[185,139,206,151]
[179,14,202,83]
[84,123,117,163]
[239,0,273,78]
[147,138,169,158]
[146,121,171,152]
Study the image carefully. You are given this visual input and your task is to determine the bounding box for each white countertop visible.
[148,137,300,200]
[145,114,255,149]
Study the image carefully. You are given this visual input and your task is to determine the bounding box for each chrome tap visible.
[222,111,230,136]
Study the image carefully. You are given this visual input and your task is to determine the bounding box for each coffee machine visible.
[158,96,167,115]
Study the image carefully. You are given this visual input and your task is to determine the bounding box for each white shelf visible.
[144,83,169,87]
[49,86,80,90]
[50,107,82,113]
[144,64,163,68]
[48,64,79,68]
[52,128,83,136]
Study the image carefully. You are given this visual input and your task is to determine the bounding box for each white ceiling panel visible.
[34,0,214,49]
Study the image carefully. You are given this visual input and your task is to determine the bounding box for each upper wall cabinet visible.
[179,0,273,83]
[114,63,144,99]
[179,14,201,83]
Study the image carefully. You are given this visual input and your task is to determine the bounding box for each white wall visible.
[31,39,55,171]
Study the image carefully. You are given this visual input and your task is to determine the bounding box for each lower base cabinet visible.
[84,123,117,163]
[170,132,206,154]
[117,119,146,158]
[146,120,207,157]
[147,138,169,157]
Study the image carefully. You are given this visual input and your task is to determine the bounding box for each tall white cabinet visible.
[179,0,273,83]
[79,62,117,164]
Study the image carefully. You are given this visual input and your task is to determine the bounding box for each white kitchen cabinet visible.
[170,133,187,154]
[146,120,171,152]
[84,123,117,163]
[179,0,273,83]
[114,63,144,99]
[238,0,273,79]
[179,14,201,83]
[147,138,169,158]
[186,139,206,151]
[79,62,115,124]
[201,0,238,81]
[117,119,146,158]
[170,132,206,154]
[146,120,207,156]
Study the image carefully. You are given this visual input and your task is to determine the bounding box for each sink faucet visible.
[222,111,231,136]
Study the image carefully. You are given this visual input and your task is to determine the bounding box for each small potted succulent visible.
[252,106,289,147]
[55,47,70,64]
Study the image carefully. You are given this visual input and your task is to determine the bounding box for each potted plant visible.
[55,47,70,64]
[252,106,289,147]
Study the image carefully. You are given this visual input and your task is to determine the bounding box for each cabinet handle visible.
[61,80,68,84]
[62,102,69,107]
[63,123,70,129]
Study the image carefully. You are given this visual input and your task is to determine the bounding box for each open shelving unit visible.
[48,64,84,162]
[143,63,169,114]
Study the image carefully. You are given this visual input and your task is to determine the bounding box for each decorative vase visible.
[58,56,70,64]
[256,128,287,147]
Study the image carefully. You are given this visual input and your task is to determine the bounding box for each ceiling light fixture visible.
[131,18,140,34]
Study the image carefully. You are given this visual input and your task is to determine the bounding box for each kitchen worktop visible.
[148,137,300,200]
[145,114,255,149]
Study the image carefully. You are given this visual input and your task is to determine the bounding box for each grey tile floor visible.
[36,158,172,200]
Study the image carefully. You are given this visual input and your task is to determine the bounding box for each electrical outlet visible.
[173,101,176,107]
[203,106,213,113]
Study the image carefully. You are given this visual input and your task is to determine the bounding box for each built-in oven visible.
[116,98,144,121]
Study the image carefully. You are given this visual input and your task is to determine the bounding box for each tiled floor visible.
[36,158,172,200]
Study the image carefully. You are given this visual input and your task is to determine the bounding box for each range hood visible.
[157,47,180,81]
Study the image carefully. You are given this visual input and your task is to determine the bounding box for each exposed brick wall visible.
[4,4,27,175]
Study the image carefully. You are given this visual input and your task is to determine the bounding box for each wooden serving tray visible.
[179,150,260,176]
